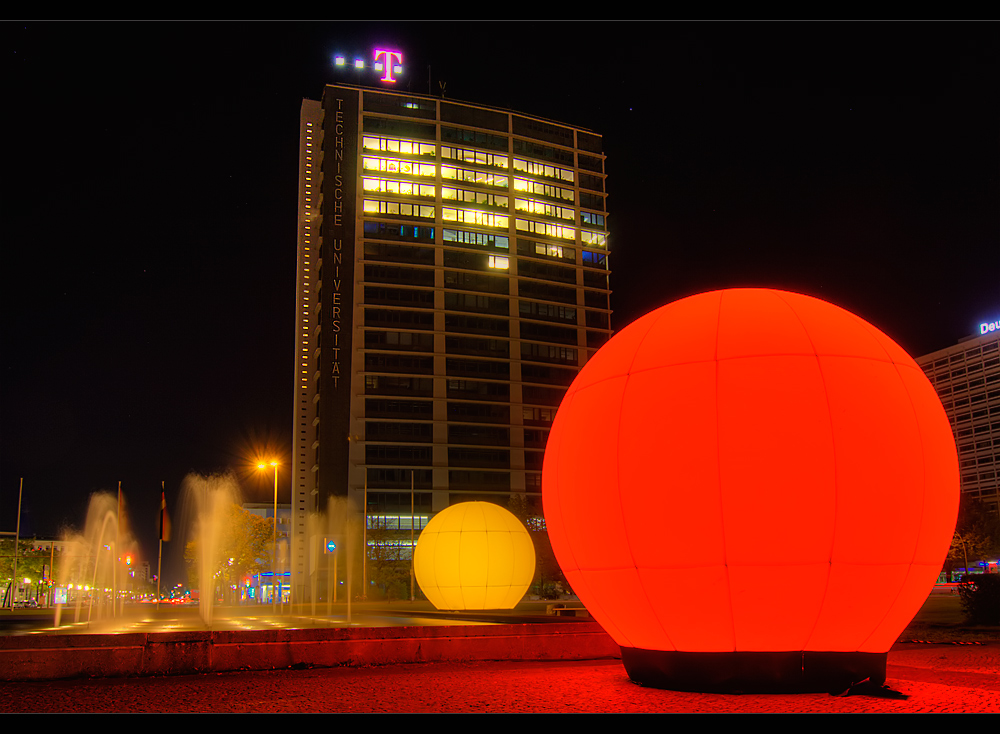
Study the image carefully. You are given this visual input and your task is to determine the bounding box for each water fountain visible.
[177,472,243,627]
[41,473,492,637]
[305,496,359,622]
[55,490,136,628]
[11,477,580,684]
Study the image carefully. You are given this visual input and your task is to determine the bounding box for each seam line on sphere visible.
[615,304,678,652]
[857,361,934,652]
[775,290,839,651]
[715,292,736,651]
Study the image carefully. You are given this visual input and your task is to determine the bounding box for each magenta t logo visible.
[374,49,403,83]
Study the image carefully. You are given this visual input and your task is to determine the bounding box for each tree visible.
[366,517,409,601]
[184,505,274,604]
[946,497,1000,581]
[1,539,55,605]
[958,574,1000,625]
[507,494,570,600]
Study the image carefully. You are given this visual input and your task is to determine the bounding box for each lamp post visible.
[258,461,279,612]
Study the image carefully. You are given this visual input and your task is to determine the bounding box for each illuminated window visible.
[488,255,509,270]
[363,178,436,197]
[581,230,607,247]
[535,243,564,258]
[512,158,574,183]
[363,157,436,177]
[363,200,436,219]
[513,177,575,202]
[440,166,508,188]
[362,136,436,157]
[515,219,575,240]
[441,187,508,209]
[515,198,574,221]
[442,208,508,228]
[441,147,509,169]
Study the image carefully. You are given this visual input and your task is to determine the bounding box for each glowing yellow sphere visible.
[414,502,536,610]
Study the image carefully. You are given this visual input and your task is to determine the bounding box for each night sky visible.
[2,21,998,586]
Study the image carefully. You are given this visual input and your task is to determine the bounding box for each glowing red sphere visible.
[542,289,959,658]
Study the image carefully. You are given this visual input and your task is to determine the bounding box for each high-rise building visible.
[291,83,610,600]
[916,318,1000,516]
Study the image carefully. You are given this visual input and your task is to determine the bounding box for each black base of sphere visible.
[620,647,887,693]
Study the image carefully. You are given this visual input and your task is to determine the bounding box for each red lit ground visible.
[1,642,998,713]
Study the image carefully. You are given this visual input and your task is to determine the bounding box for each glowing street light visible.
[258,460,280,611]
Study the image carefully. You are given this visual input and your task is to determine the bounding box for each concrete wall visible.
[0,622,620,681]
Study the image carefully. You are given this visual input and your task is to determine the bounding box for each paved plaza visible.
[1,641,999,713]
[2,594,998,713]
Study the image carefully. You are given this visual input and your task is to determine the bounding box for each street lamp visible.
[258,460,280,611]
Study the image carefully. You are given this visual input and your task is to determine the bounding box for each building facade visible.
[916,321,1000,515]
[291,84,610,600]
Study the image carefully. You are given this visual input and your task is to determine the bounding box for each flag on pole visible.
[159,490,171,542]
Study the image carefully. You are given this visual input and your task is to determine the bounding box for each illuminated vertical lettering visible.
[333,102,344,227]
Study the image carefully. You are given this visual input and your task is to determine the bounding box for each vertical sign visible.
[320,88,358,498]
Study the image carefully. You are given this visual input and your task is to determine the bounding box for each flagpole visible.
[158,482,164,611]
[116,481,121,617]
[10,478,22,609]
[410,470,414,602]
[363,474,367,602]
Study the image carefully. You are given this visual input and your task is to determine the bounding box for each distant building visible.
[242,503,293,541]
[291,80,611,601]
[242,503,293,604]
[916,317,1000,514]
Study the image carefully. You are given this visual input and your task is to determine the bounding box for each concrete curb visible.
[0,622,621,681]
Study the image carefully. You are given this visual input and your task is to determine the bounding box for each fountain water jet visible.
[178,472,242,627]
[55,491,136,629]
[305,496,360,623]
